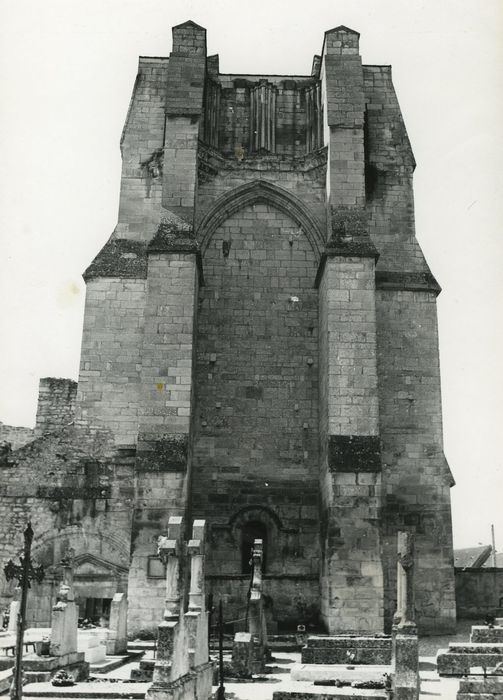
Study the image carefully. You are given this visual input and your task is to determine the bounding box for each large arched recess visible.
[197,180,325,261]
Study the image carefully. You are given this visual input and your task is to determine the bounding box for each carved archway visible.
[196,180,324,260]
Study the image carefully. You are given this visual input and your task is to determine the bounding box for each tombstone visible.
[391,531,419,700]
[21,551,89,682]
[8,600,19,633]
[105,592,128,655]
[50,553,78,657]
[145,516,213,700]
[77,630,106,664]
[231,538,268,676]
[186,519,208,669]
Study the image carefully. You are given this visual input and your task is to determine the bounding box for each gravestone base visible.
[131,657,155,681]
[22,651,89,683]
[232,632,253,678]
[457,677,503,699]
[471,626,503,644]
[301,636,392,665]
[392,627,419,700]
[437,643,503,676]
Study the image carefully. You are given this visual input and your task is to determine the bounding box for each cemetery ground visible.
[0,619,475,700]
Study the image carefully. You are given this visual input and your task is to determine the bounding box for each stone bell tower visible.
[70,21,456,634]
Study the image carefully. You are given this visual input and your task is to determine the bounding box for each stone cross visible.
[187,519,206,612]
[50,552,78,657]
[249,539,263,638]
[58,548,75,603]
[394,531,415,630]
[158,516,183,621]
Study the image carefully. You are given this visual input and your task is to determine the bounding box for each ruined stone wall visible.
[0,422,34,450]
[0,426,133,624]
[34,377,77,438]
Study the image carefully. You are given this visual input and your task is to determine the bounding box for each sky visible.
[0,0,502,551]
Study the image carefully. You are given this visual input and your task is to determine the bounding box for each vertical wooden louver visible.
[249,81,277,154]
[203,77,221,149]
[305,82,323,153]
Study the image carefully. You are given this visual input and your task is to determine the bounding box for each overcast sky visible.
[0,0,502,551]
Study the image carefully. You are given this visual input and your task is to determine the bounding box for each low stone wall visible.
[455,568,503,619]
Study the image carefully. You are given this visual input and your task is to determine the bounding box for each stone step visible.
[273,688,388,700]
[23,681,149,698]
[90,652,142,674]
[301,637,391,666]
[290,663,389,683]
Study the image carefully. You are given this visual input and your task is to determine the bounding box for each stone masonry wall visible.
[117,57,167,241]
[318,257,383,633]
[363,65,433,276]
[75,279,147,445]
[376,289,456,633]
[191,202,320,625]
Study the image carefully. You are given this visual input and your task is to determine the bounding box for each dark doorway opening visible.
[78,597,112,626]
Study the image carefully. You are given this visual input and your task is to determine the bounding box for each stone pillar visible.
[158,516,184,622]
[317,25,384,635]
[186,520,209,670]
[249,540,265,643]
[106,592,128,655]
[162,21,206,223]
[392,532,419,700]
[188,519,206,613]
[50,556,78,657]
[128,21,207,632]
[394,531,416,629]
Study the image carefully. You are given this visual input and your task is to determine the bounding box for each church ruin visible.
[0,21,456,636]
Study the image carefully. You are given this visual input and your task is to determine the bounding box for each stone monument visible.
[22,551,89,682]
[391,531,419,700]
[106,592,128,656]
[145,516,213,700]
[232,538,268,676]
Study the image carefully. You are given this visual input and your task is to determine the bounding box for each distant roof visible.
[482,551,503,568]
[454,545,492,569]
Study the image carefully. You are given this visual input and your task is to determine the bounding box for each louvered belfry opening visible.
[305,82,323,152]
[249,80,277,154]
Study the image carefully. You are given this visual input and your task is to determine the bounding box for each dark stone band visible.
[375,270,441,296]
[136,432,189,472]
[327,435,382,472]
[83,239,148,281]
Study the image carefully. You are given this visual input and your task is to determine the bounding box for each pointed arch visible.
[196,180,324,261]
